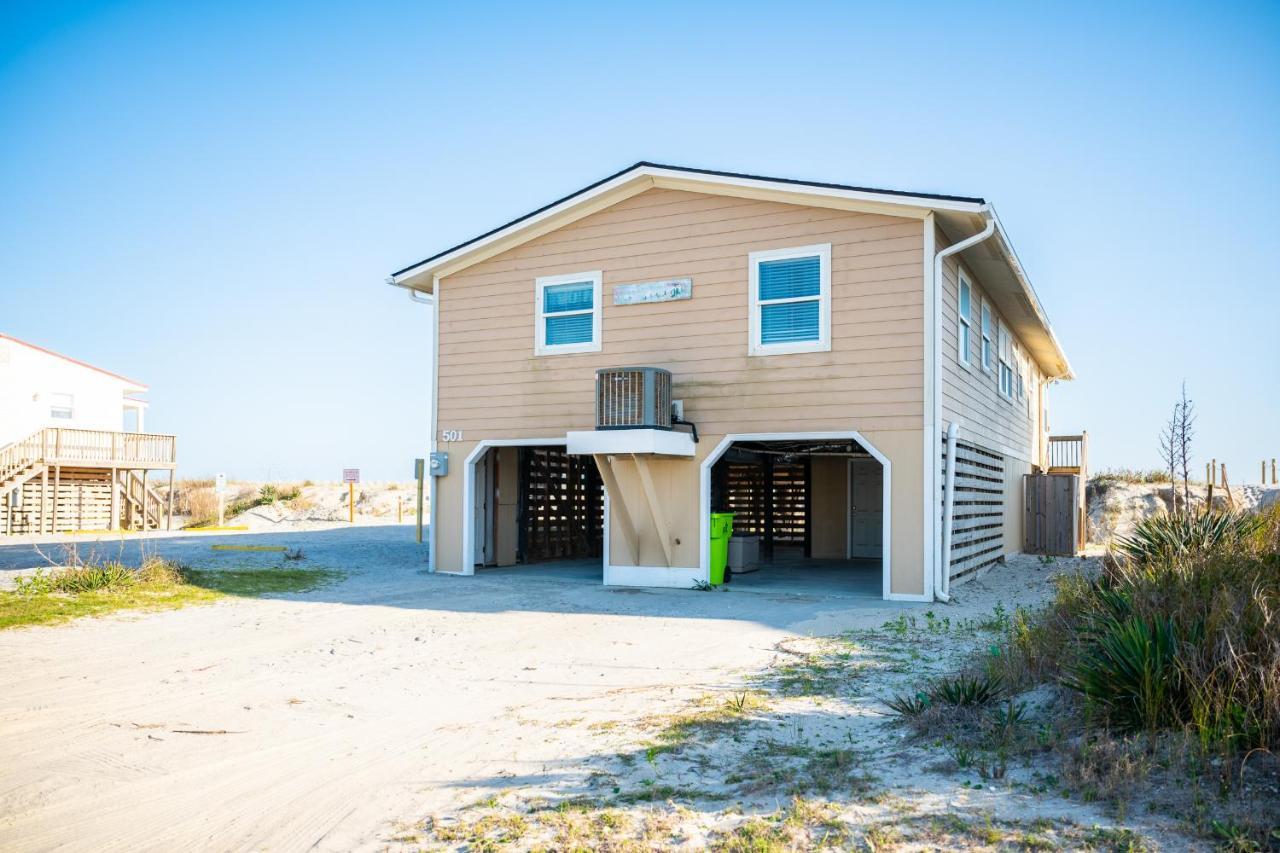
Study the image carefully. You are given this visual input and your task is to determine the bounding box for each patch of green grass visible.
[183,567,342,597]
[0,558,343,630]
[641,691,769,759]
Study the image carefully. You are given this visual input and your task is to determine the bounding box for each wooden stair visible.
[1,427,177,535]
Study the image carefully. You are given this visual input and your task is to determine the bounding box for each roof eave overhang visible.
[936,208,1073,380]
[387,163,988,293]
[388,163,1072,379]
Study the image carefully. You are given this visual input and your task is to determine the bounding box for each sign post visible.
[343,468,360,523]
[414,458,425,544]
[215,473,227,527]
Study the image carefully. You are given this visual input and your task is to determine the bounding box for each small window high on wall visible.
[534,271,602,356]
[748,244,831,356]
[49,393,74,419]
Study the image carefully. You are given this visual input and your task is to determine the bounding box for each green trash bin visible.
[709,512,735,585]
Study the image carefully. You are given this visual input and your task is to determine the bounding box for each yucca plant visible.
[929,673,1003,707]
[1062,614,1184,732]
[1112,510,1262,565]
[885,692,931,717]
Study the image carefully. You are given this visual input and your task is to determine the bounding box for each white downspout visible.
[931,209,996,601]
[940,421,959,601]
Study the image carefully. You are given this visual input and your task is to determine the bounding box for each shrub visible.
[930,673,1003,707]
[1091,468,1172,487]
[999,504,1280,758]
[1111,510,1263,565]
[13,556,181,595]
[182,488,219,525]
[1063,615,1183,732]
[886,692,931,717]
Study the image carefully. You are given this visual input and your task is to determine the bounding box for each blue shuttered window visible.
[754,252,825,351]
[544,281,594,314]
[536,273,601,354]
[761,301,820,344]
[546,312,593,345]
[759,257,821,302]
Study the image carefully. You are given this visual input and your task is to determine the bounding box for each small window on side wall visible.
[957,271,973,366]
[50,393,74,419]
[981,303,994,372]
[748,243,831,356]
[534,271,602,356]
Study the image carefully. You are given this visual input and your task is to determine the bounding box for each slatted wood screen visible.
[769,461,809,549]
[9,468,115,534]
[719,462,765,535]
[941,438,1006,580]
[712,456,809,559]
[1023,474,1083,556]
[517,447,603,563]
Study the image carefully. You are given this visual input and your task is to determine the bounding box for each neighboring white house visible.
[0,333,150,447]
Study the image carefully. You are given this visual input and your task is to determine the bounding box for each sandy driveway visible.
[0,527,1061,851]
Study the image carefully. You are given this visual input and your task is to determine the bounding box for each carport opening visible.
[709,438,884,596]
[471,445,604,581]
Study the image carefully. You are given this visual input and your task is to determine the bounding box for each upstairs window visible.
[981,303,994,372]
[957,271,973,366]
[748,243,831,356]
[49,393,74,419]
[534,271,602,356]
[998,324,1014,400]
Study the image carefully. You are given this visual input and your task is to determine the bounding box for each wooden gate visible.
[1023,473,1084,556]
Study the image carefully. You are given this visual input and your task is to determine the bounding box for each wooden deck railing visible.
[0,431,47,483]
[1046,433,1088,477]
[1,427,177,477]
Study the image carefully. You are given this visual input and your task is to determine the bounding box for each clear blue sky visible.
[2,1,1277,482]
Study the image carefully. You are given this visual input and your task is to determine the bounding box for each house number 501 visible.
[441,430,464,442]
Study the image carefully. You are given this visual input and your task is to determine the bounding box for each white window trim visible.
[997,321,1014,402]
[49,392,74,420]
[980,301,994,373]
[747,243,832,357]
[956,269,973,369]
[533,270,603,356]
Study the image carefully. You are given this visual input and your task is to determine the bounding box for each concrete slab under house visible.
[388,162,1078,601]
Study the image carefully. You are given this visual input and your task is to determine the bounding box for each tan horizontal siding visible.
[436,188,925,443]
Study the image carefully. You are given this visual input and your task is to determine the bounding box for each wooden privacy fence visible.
[1024,473,1085,556]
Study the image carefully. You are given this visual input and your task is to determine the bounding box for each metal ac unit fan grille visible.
[596,367,673,430]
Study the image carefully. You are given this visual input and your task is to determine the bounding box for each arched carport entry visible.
[699,431,891,598]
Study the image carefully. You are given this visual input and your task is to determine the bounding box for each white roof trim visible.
[388,163,1071,377]
[388,163,987,286]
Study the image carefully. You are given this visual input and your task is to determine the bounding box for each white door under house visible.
[466,444,605,581]
[706,436,888,597]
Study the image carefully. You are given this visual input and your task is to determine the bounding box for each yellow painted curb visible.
[210,544,288,552]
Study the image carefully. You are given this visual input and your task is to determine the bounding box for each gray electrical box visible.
[429,451,449,477]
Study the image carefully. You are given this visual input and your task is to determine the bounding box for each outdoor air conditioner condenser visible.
[595,367,673,430]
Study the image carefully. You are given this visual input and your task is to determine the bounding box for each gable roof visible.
[391,162,985,279]
[0,333,148,391]
[388,162,1071,379]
